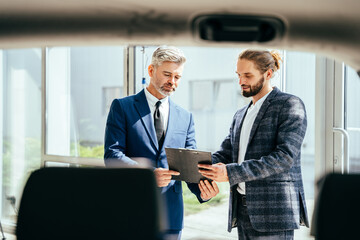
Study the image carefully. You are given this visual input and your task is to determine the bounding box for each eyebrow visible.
[236,71,252,75]
[163,71,182,77]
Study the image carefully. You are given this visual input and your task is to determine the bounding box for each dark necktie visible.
[154,101,165,148]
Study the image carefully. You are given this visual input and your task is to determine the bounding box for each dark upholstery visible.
[16,167,163,240]
[311,173,360,239]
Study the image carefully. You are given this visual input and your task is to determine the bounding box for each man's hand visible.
[154,168,180,187]
[199,180,219,201]
[198,163,229,182]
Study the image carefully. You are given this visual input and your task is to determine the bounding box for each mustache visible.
[163,83,175,89]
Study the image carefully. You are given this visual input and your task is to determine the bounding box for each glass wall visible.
[46,47,124,159]
[285,52,316,239]
[0,46,125,227]
[345,66,360,173]
[0,49,42,224]
[0,46,331,240]
[285,52,316,199]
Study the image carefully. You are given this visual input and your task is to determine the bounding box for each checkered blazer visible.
[212,87,309,232]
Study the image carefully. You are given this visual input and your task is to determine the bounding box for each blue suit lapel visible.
[133,90,158,149]
[247,87,280,146]
[162,98,177,150]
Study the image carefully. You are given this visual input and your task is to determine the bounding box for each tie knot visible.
[155,101,162,109]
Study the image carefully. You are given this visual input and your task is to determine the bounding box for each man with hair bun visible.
[199,49,309,239]
[104,46,219,240]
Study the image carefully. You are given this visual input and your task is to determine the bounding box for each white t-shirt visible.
[237,90,272,194]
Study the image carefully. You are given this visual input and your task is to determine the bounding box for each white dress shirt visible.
[144,88,169,134]
[237,90,272,194]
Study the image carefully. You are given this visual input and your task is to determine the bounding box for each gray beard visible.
[156,85,175,97]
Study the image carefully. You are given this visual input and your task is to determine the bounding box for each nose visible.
[169,76,176,84]
[239,76,244,85]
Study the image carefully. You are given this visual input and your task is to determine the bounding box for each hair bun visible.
[270,50,282,71]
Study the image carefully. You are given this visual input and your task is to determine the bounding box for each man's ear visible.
[148,64,155,77]
[265,69,273,80]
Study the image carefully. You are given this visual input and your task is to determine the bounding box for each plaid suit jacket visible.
[212,87,309,232]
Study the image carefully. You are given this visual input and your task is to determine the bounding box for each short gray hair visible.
[151,46,186,67]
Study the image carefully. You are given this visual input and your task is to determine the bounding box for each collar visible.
[144,87,169,106]
[251,89,273,109]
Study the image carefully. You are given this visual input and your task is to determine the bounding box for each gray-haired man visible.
[105,46,218,239]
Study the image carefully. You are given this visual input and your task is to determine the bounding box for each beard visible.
[241,76,265,97]
[155,82,176,97]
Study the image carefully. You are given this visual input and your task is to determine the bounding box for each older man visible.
[104,46,218,240]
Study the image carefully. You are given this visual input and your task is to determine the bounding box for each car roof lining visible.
[0,0,359,74]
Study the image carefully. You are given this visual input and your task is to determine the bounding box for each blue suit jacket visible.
[104,89,203,231]
[212,87,309,232]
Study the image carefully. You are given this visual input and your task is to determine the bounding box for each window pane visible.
[285,51,315,199]
[135,46,157,93]
[1,49,42,224]
[177,47,248,152]
[345,66,360,173]
[46,46,124,158]
[285,51,315,239]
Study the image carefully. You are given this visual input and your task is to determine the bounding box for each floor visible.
[182,200,314,240]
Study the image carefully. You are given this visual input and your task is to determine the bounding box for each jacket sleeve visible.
[185,113,196,150]
[104,99,137,166]
[226,96,307,187]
